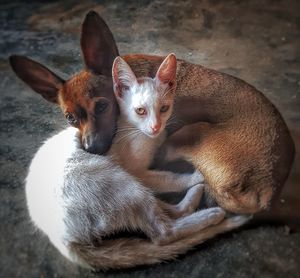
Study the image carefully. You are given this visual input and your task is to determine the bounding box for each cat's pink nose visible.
[151,124,161,134]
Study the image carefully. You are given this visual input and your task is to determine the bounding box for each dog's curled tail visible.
[71,215,249,270]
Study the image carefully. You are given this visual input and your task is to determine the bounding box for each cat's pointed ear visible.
[155,53,177,90]
[112,56,137,98]
[81,11,119,76]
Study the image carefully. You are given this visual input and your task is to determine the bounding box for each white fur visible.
[120,78,173,137]
[26,128,82,263]
[110,56,204,191]
[25,54,203,266]
[110,59,173,176]
[25,127,248,269]
[110,76,172,172]
[25,127,154,266]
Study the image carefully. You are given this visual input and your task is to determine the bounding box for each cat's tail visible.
[70,215,249,270]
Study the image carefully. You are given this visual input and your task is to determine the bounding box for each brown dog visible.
[10,11,295,215]
[10,11,119,155]
[123,54,295,214]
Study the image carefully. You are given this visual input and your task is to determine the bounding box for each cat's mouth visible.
[145,131,161,138]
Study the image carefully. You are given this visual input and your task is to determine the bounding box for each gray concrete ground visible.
[0,1,299,277]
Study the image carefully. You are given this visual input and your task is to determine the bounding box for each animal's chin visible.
[83,142,111,155]
[81,132,114,155]
[144,131,161,138]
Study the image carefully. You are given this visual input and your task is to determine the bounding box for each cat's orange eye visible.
[160,105,170,113]
[135,107,146,115]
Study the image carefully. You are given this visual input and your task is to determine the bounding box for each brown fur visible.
[10,11,120,155]
[10,11,294,215]
[59,70,119,153]
[123,54,295,213]
[10,10,278,269]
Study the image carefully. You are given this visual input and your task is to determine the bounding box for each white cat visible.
[110,53,203,192]
[26,127,249,269]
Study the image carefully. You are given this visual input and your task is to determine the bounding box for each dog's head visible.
[9,11,119,154]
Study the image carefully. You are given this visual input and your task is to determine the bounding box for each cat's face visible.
[120,78,174,137]
[112,54,177,138]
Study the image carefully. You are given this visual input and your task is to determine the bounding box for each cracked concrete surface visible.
[0,1,299,277]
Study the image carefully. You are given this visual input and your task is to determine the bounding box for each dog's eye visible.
[65,113,77,125]
[160,105,170,113]
[95,101,108,115]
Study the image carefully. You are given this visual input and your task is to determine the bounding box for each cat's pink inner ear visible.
[156,53,177,85]
[112,56,137,99]
[112,57,122,97]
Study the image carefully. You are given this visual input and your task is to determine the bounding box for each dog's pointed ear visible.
[81,11,119,76]
[9,55,64,103]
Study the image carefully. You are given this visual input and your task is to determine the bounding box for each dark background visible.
[0,0,299,277]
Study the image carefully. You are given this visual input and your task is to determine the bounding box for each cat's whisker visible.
[115,125,140,134]
[166,117,184,127]
[169,114,184,124]
[116,124,137,129]
[115,129,141,145]
[120,130,143,152]
[161,88,173,99]
[115,130,143,153]
[168,114,177,121]
[117,125,136,129]
[115,133,133,144]
[116,127,138,134]
[166,118,186,131]
[167,118,183,124]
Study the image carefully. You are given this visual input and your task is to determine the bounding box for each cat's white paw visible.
[189,170,205,186]
[204,207,226,225]
[222,214,252,229]
[206,214,250,234]
[180,184,204,215]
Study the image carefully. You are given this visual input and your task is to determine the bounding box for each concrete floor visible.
[0,0,299,277]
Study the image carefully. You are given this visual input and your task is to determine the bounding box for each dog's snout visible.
[82,134,111,154]
[83,134,98,154]
[82,134,91,149]
[85,144,99,154]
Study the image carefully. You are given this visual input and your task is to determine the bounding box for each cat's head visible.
[112,54,177,138]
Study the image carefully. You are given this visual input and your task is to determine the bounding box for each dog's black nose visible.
[82,134,111,155]
[85,143,100,154]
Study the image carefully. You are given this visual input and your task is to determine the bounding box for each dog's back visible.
[124,54,295,213]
